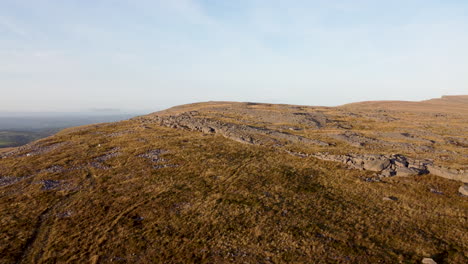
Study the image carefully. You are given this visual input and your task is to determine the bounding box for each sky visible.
[1,0,467,112]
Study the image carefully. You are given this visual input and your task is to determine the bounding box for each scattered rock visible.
[458,185,468,196]
[421,257,437,264]
[57,211,73,218]
[138,149,178,169]
[426,165,468,183]
[153,164,179,169]
[330,131,435,152]
[143,113,331,147]
[4,142,69,158]
[445,137,468,147]
[138,149,168,163]
[430,188,443,195]
[40,165,66,174]
[311,152,466,182]
[131,215,144,222]
[0,175,30,187]
[311,153,430,177]
[329,131,380,147]
[88,162,111,170]
[38,179,76,191]
[383,196,398,201]
[41,180,61,190]
[94,148,121,162]
[395,167,421,177]
[284,150,309,158]
[363,177,382,183]
[108,130,134,137]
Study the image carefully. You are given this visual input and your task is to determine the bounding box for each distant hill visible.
[341,95,468,113]
[1,96,467,263]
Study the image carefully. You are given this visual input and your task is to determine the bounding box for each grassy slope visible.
[1,119,467,263]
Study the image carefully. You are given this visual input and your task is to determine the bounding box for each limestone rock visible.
[147,113,331,147]
[311,153,429,177]
[363,158,391,171]
[427,165,468,183]
[395,167,421,177]
[421,258,437,264]
[459,185,468,196]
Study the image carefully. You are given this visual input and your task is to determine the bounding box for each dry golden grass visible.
[1,97,467,263]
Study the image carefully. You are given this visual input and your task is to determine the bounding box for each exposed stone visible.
[363,158,391,171]
[329,131,379,147]
[421,257,437,264]
[330,131,435,152]
[430,188,443,195]
[144,113,331,147]
[41,180,61,190]
[426,165,468,183]
[310,152,466,182]
[2,142,68,158]
[88,162,111,170]
[395,167,421,177]
[137,110,466,183]
[94,148,121,162]
[458,185,468,196]
[138,149,178,169]
[311,153,430,177]
[40,165,66,174]
[0,175,31,187]
[138,149,168,163]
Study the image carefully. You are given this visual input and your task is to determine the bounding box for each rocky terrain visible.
[0,96,467,263]
[139,98,468,185]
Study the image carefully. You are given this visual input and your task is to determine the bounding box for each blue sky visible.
[1,0,467,112]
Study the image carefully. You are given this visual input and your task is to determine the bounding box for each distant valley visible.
[0,113,140,148]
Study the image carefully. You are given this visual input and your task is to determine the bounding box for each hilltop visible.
[0,96,467,263]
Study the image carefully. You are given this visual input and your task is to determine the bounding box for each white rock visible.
[421,257,437,264]
[459,185,468,196]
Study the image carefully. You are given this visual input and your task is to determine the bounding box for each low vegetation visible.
[0,96,467,263]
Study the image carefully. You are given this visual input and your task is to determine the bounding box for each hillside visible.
[1,96,467,263]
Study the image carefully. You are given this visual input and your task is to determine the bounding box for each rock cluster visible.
[138,149,178,169]
[311,153,430,177]
[94,148,121,162]
[1,142,67,159]
[329,131,382,147]
[137,110,468,184]
[143,112,331,147]
[329,131,435,152]
[311,152,468,183]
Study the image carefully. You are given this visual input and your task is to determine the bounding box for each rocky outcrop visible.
[311,152,468,182]
[329,131,382,147]
[136,110,467,183]
[311,153,430,177]
[1,142,67,159]
[426,165,468,183]
[141,112,331,147]
[330,131,434,152]
[206,104,332,129]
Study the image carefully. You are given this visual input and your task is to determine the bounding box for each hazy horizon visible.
[1,94,467,114]
[2,0,467,111]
